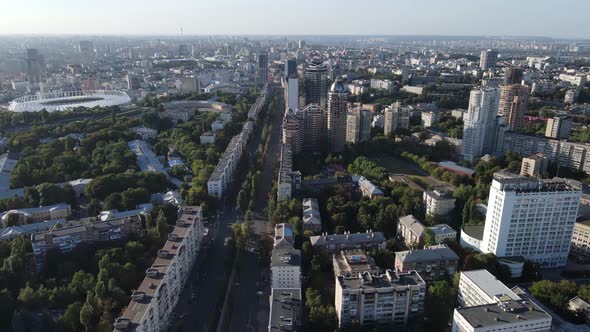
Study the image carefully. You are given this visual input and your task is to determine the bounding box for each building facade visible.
[480,171,581,268]
[462,87,500,162]
[457,269,520,308]
[327,79,348,153]
[310,231,386,254]
[545,114,573,139]
[499,84,529,131]
[571,220,590,257]
[479,49,498,70]
[304,59,328,109]
[424,189,456,216]
[394,244,459,281]
[520,153,548,177]
[383,102,411,136]
[346,109,372,144]
[335,270,425,329]
[301,104,327,151]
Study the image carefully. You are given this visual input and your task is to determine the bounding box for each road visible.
[170,87,280,332]
[227,87,284,332]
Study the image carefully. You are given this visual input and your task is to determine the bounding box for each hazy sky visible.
[1,0,589,38]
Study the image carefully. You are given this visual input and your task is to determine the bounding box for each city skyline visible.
[1,0,590,39]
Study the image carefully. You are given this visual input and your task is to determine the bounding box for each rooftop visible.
[429,224,456,236]
[333,250,378,277]
[310,230,386,247]
[396,244,459,263]
[461,270,520,302]
[462,224,485,241]
[338,270,425,291]
[271,248,301,267]
[456,300,551,328]
[268,288,302,332]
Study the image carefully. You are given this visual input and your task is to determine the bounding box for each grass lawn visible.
[369,155,428,176]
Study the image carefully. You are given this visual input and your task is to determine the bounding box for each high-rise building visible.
[520,153,548,177]
[301,104,327,151]
[383,102,411,136]
[26,48,43,85]
[401,65,410,84]
[282,108,303,154]
[479,49,498,70]
[78,40,95,66]
[285,58,297,78]
[335,270,425,329]
[286,77,299,111]
[461,87,500,162]
[480,171,581,267]
[304,59,328,109]
[346,109,372,144]
[176,76,200,93]
[503,67,523,85]
[545,114,573,139]
[126,74,141,91]
[327,78,348,152]
[257,52,268,84]
[499,84,529,131]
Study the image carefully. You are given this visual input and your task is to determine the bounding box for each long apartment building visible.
[480,171,581,268]
[207,133,247,198]
[277,144,301,201]
[247,84,268,120]
[394,244,459,282]
[1,203,71,226]
[335,270,425,329]
[32,214,143,270]
[497,130,590,174]
[268,288,302,332]
[114,207,204,332]
[310,230,386,254]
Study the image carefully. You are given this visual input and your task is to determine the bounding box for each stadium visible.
[8,90,131,112]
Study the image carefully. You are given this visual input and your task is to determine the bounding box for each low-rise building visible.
[357,175,384,199]
[569,296,590,323]
[207,133,247,198]
[397,215,425,247]
[1,203,71,226]
[424,189,456,216]
[452,299,552,332]
[211,119,225,132]
[571,219,590,257]
[114,207,204,332]
[335,270,426,329]
[273,223,295,248]
[151,191,183,206]
[394,244,459,281]
[0,219,65,241]
[302,198,321,233]
[520,153,548,177]
[457,270,520,308]
[333,250,379,278]
[310,231,386,254]
[460,225,484,252]
[429,224,457,243]
[32,214,143,270]
[199,131,216,145]
[131,126,158,140]
[268,288,302,332]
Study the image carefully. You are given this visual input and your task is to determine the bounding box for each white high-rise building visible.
[346,109,372,144]
[461,88,500,162]
[480,171,581,268]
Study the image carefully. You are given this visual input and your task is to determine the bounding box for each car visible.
[257,291,263,295]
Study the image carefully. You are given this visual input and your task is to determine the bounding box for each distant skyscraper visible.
[178,44,190,57]
[499,84,529,131]
[257,53,268,84]
[286,77,299,111]
[401,65,410,84]
[327,78,348,153]
[79,40,95,66]
[461,87,500,161]
[383,102,410,136]
[479,49,498,70]
[304,59,328,109]
[301,104,327,151]
[503,67,524,85]
[346,109,372,144]
[26,48,43,85]
[126,74,141,91]
[480,171,580,268]
[545,115,573,139]
[285,58,297,78]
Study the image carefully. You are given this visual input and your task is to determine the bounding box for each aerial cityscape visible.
[1,1,590,332]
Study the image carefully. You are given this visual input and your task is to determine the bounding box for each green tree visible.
[423,228,436,246]
[61,301,83,331]
[425,280,455,328]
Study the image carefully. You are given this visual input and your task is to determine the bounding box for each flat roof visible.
[268,288,301,332]
[338,270,424,291]
[462,224,485,241]
[461,270,520,301]
[456,300,550,328]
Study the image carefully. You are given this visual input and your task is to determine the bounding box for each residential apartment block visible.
[207,132,247,198]
[520,153,548,177]
[32,214,143,270]
[397,215,425,247]
[277,144,301,201]
[383,102,411,136]
[310,231,386,254]
[268,288,302,332]
[335,270,425,328]
[394,244,459,281]
[424,189,456,216]
[333,250,379,279]
[302,198,321,233]
[114,206,204,332]
[571,220,590,257]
